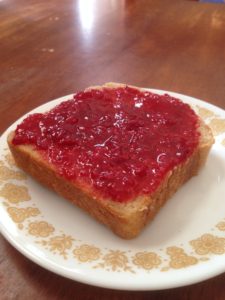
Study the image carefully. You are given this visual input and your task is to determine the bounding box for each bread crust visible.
[7,83,214,239]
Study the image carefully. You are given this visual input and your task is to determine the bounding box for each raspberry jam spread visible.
[13,86,200,202]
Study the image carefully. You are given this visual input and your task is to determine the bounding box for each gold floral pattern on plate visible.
[190,234,225,255]
[4,153,16,168]
[196,106,216,119]
[208,118,225,136]
[28,221,55,237]
[132,251,161,270]
[0,161,26,181]
[73,244,101,262]
[0,183,31,203]
[166,247,198,269]
[95,250,134,273]
[18,223,24,230]
[7,206,40,223]
[38,234,74,259]
[216,222,225,231]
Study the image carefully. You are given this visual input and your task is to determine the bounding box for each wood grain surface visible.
[0,0,225,299]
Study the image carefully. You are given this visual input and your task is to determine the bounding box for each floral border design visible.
[0,104,225,274]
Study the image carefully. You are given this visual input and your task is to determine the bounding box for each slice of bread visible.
[7,83,214,239]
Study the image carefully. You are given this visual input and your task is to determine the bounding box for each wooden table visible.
[1,0,225,299]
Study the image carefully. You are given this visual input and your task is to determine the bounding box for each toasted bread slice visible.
[7,83,214,239]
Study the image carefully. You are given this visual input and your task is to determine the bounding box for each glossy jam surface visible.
[13,87,200,202]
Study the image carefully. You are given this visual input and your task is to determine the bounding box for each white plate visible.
[0,89,225,291]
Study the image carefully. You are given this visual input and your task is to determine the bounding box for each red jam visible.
[13,86,200,202]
